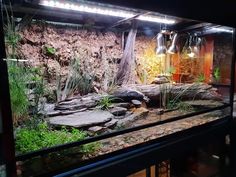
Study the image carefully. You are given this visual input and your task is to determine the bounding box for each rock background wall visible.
[18,23,154,92]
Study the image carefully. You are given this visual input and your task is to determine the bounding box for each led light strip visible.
[210,27,233,33]
[40,0,176,24]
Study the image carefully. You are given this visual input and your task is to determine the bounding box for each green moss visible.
[15,122,97,154]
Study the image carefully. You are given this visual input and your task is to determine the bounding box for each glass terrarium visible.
[1,0,234,176]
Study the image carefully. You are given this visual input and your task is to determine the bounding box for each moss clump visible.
[15,122,99,154]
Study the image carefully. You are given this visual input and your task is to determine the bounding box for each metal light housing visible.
[167,33,178,54]
[156,33,167,56]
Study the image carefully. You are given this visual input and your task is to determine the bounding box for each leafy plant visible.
[15,122,90,154]
[166,84,196,110]
[176,102,193,112]
[196,73,205,83]
[139,69,148,84]
[97,96,115,110]
[213,67,221,82]
[57,55,94,102]
[102,58,118,93]
[43,45,56,56]
[7,62,29,125]
[7,61,46,125]
[167,66,176,75]
[4,4,21,58]
[159,83,170,109]
[80,142,101,154]
[27,67,46,114]
[115,123,126,130]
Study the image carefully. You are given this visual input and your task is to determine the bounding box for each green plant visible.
[8,62,46,124]
[159,83,170,109]
[196,73,205,83]
[28,67,46,114]
[139,69,148,84]
[176,102,193,112]
[166,84,196,110]
[4,4,21,58]
[97,96,115,110]
[7,62,29,125]
[213,67,221,82]
[167,66,176,75]
[43,45,56,55]
[102,58,118,93]
[80,142,101,154]
[15,122,89,154]
[115,123,126,130]
[57,55,94,102]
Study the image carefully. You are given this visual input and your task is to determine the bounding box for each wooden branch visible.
[115,21,137,85]
[114,83,222,102]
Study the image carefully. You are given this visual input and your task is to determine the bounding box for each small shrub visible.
[43,45,56,56]
[167,66,176,75]
[177,102,193,112]
[196,73,205,83]
[97,96,115,110]
[115,123,126,130]
[80,142,101,154]
[8,62,29,125]
[15,122,89,154]
[27,67,46,114]
[4,3,21,58]
[57,56,94,102]
[213,67,221,82]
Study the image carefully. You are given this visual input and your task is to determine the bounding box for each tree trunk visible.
[116,21,137,85]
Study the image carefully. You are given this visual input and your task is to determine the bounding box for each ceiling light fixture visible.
[40,0,176,24]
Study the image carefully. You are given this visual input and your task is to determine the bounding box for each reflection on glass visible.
[0,165,6,177]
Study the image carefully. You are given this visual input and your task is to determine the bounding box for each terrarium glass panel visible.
[2,0,234,176]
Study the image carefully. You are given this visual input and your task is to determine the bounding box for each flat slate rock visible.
[104,119,118,128]
[109,107,127,116]
[88,126,107,134]
[48,110,113,128]
[183,100,224,109]
[114,111,133,119]
[131,100,142,107]
[111,102,131,109]
[55,99,97,110]
[117,107,149,126]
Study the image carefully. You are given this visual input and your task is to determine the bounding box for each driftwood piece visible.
[115,21,137,85]
[113,83,222,102]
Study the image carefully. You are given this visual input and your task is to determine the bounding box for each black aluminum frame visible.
[0,1,235,177]
[0,1,17,177]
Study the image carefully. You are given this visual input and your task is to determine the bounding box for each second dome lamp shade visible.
[167,33,178,54]
[156,33,167,56]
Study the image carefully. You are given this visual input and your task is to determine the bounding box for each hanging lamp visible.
[156,33,167,56]
[192,37,201,57]
[167,33,178,54]
[186,35,195,58]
